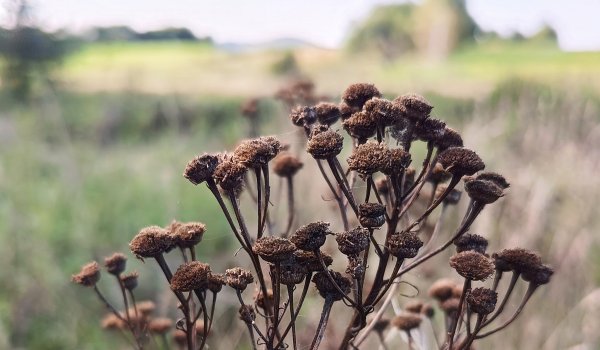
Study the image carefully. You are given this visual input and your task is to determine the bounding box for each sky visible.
[1,0,599,51]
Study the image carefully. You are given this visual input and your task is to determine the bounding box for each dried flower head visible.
[172,222,205,248]
[413,118,446,143]
[129,226,174,259]
[293,250,333,272]
[336,227,370,255]
[492,248,542,274]
[364,97,403,126]
[306,127,344,159]
[273,152,303,177]
[120,271,138,290]
[312,270,352,300]
[339,102,359,121]
[207,273,226,293]
[394,93,433,121]
[345,256,365,279]
[137,300,156,316]
[278,261,308,285]
[255,289,274,310]
[342,111,377,140]
[170,261,211,292]
[239,304,256,323]
[290,221,331,251]
[184,154,220,185]
[241,98,259,119]
[522,264,554,285]
[347,142,389,176]
[422,303,435,318]
[342,83,381,108]
[428,278,456,301]
[427,163,452,184]
[437,147,485,176]
[253,236,297,263]
[225,267,254,290]
[213,159,247,194]
[441,297,461,314]
[372,318,390,333]
[392,313,422,331]
[148,318,172,334]
[290,105,317,126]
[464,178,504,204]
[104,253,127,276]
[72,261,101,287]
[387,232,423,259]
[381,148,411,175]
[233,136,281,167]
[467,288,497,315]
[449,251,495,281]
[436,127,464,150]
[405,300,424,314]
[359,202,386,228]
[454,233,488,254]
[101,314,125,330]
[476,172,510,189]
[315,102,341,126]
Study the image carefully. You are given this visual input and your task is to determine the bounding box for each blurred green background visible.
[1,0,599,349]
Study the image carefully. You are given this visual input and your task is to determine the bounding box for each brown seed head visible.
[273,152,303,177]
[293,250,333,272]
[492,248,542,273]
[454,233,488,254]
[315,102,341,126]
[184,154,220,185]
[358,202,386,228]
[120,271,139,290]
[364,98,403,126]
[213,158,247,194]
[290,221,331,251]
[137,300,156,316]
[129,226,174,259]
[476,172,510,189]
[239,304,256,323]
[233,136,281,168]
[339,102,359,121]
[372,318,390,333]
[225,267,254,290]
[255,289,274,310]
[207,273,226,293]
[312,270,352,300]
[336,227,370,255]
[387,232,423,259]
[428,278,457,301]
[464,178,504,204]
[382,148,411,175]
[253,236,297,263]
[101,314,125,330]
[427,163,452,184]
[72,261,101,287]
[404,300,424,314]
[437,147,485,176]
[172,222,206,248]
[307,128,344,159]
[467,287,497,315]
[392,313,422,331]
[347,141,389,176]
[342,83,381,108]
[440,297,461,314]
[278,261,308,285]
[148,318,172,334]
[522,264,554,285]
[413,118,446,143]
[393,93,433,121]
[436,127,464,150]
[345,255,365,279]
[290,105,317,126]
[173,330,187,346]
[449,251,495,281]
[104,253,127,276]
[170,261,211,292]
[342,111,377,140]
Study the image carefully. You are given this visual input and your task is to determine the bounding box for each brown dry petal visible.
[225,267,254,290]
[382,148,411,175]
[492,248,542,273]
[436,127,464,150]
[387,233,423,259]
[207,273,226,293]
[449,251,495,281]
[184,154,220,185]
[293,250,333,272]
[170,262,211,292]
[213,159,247,194]
[454,233,488,254]
[413,117,446,143]
[437,147,485,176]
[342,83,381,108]
[336,227,370,255]
[307,128,344,159]
[173,222,206,248]
[364,98,403,126]
[104,253,127,276]
[101,314,126,330]
[290,221,331,251]
[522,264,554,285]
[467,287,497,315]
[272,152,303,177]
[392,313,423,331]
[120,271,139,290]
[253,236,297,263]
[358,202,386,228]
[476,172,510,189]
[72,261,101,287]
[347,142,389,176]
[312,270,352,300]
[315,102,341,126]
[290,105,317,126]
[129,226,174,258]
[342,111,377,140]
[464,178,504,204]
[428,278,457,301]
[393,93,433,121]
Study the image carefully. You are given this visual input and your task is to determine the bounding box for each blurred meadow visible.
[1,1,599,349]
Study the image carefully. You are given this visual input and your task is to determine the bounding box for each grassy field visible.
[0,40,599,349]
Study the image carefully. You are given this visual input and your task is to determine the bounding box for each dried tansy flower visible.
[184,154,220,185]
[392,313,422,331]
[381,148,411,175]
[101,314,125,330]
[522,264,554,285]
[278,262,308,285]
[172,222,206,248]
[72,261,101,287]
[449,251,495,281]
[290,221,331,251]
[104,253,127,276]
[290,106,317,126]
[225,267,254,290]
[347,142,389,176]
[454,233,488,254]
[435,127,463,150]
[239,304,256,323]
[413,117,446,143]
[336,227,370,255]
[253,236,296,263]
[207,273,226,293]
[394,93,433,121]
[467,287,497,315]
[387,232,423,259]
[359,202,386,228]
[342,111,377,140]
[492,248,542,274]
[149,318,172,334]
[315,102,341,126]
[437,147,485,176]
[363,98,403,126]
[475,172,510,189]
[213,159,247,194]
[312,270,352,300]
[233,136,281,167]
[342,83,381,109]
[129,226,174,259]
[293,250,333,272]
[441,297,461,314]
[170,261,211,292]
[120,271,139,290]
[273,152,303,177]
[464,178,504,204]
[307,127,344,159]
[255,289,274,310]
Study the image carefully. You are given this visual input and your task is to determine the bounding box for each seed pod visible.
[372,318,390,333]
[393,93,433,121]
[464,178,504,204]
[381,148,411,175]
[336,227,370,255]
[364,97,403,126]
[441,297,461,314]
[492,248,542,274]
[120,271,139,290]
[129,226,174,259]
[290,105,317,126]
[278,261,308,285]
[453,233,488,254]
[213,159,247,194]
[183,154,220,185]
[347,141,389,176]
[172,222,206,248]
[475,172,510,189]
[306,127,344,159]
[342,83,381,109]
[239,304,256,323]
[207,273,226,293]
[522,264,554,285]
[422,303,435,318]
[233,136,281,168]
[293,250,333,272]
[136,301,156,317]
[225,267,254,290]
[315,102,341,126]
[345,255,365,279]
[290,221,331,251]
[404,300,424,314]
[387,232,423,259]
[342,111,377,140]
[312,270,352,300]
[436,127,464,150]
[170,261,211,292]
[428,278,456,301]
[148,318,172,334]
[449,251,495,281]
[413,117,446,143]
[104,253,127,276]
[253,236,296,263]
[339,102,359,121]
[437,147,485,176]
[273,152,303,177]
[72,261,101,287]
[392,313,422,331]
[358,203,386,228]
[467,287,497,315]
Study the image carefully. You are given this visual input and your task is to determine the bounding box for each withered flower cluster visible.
[74,82,552,350]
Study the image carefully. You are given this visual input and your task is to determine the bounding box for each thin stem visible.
[287,285,298,350]
[310,297,334,350]
[370,258,403,307]
[207,291,217,335]
[284,175,295,236]
[316,159,349,230]
[236,290,268,345]
[206,180,250,253]
[255,168,263,238]
[447,279,471,350]
[274,273,312,349]
[93,285,126,322]
[154,255,189,313]
[327,158,359,216]
[482,272,520,327]
[316,250,359,309]
[260,163,271,236]
[197,292,209,350]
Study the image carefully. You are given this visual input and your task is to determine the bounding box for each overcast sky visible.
[1,0,599,51]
